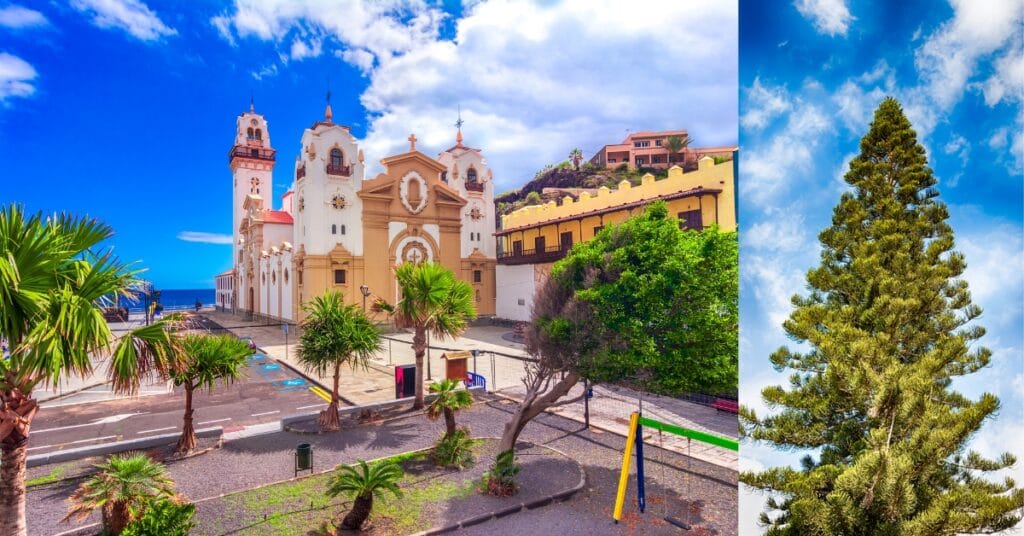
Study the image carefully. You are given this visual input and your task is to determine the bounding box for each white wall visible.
[293,124,365,258]
[496,264,535,321]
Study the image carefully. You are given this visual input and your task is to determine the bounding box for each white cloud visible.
[289,36,322,60]
[177,231,233,244]
[956,223,1024,330]
[250,63,278,80]
[0,52,37,102]
[0,4,48,28]
[741,104,831,206]
[915,0,1023,112]
[989,127,1009,150]
[793,0,854,37]
[71,0,176,41]
[831,80,886,133]
[743,253,808,328]
[742,78,791,131]
[743,208,809,254]
[214,0,737,190]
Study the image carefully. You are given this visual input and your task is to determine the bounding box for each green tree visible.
[172,334,251,453]
[374,262,476,410]
[297,290,381,431]
[426,378,473,438]
[569,148,584,170]
[664,134,691,167]
[524,190,543,205]
[0,205,180,536]
[326,460,403,530]
[739,98,1024,534]
[497,201,737,453]
[63,453,177,535]
[120,499,195,536]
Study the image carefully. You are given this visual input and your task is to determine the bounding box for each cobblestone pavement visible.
[29,395,737,536]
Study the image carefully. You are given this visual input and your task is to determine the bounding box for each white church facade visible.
[215,100,497,322]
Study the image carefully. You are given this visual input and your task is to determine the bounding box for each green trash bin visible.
[295,443,313,476]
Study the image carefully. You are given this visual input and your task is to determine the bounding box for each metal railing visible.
[326,164,352,177]
[229,146,276,162]
[465,181,485,192]
[497,244,571,265]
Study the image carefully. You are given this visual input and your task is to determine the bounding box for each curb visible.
[409,440,588,536]
[27,427,223,468]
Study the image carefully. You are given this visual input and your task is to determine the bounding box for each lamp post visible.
[359,284,371,313]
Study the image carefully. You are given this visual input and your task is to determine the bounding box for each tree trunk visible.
[0,386,38,536]
[0,437,29,536]
[498,372,580,453]
[105,500,131,535]
[341,494,373,530]
[176,385,196,453]
[319,363,341,431]
[412,327,426,410]
[444,407,456,439]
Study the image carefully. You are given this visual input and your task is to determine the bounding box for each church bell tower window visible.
[466,168,478,183]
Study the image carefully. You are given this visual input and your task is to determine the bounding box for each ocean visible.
[119,288,216,312]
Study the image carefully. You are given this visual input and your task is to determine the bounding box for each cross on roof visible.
[408,133,417,151]
[455,105,464,130]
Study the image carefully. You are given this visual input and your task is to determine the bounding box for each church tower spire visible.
[324,90,333,123]
[455,106,464,148]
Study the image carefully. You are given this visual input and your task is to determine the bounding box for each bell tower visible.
[229,98,276,271]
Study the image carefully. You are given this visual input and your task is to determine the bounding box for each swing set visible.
[612,412,739,530]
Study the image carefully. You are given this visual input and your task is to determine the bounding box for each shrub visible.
[433,428,474,469]
[120,499,195,536]
[482,449,520,497]
[524,191,543,205]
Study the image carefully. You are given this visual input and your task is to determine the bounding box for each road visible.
[28,352,333,456]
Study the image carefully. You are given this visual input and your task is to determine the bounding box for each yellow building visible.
[494,154,736,320]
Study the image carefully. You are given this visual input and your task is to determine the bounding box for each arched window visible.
[255,129,262,140]
[441,171,448,183]
[331,224,337,234]
[341,225,346,235]
[250,177,260,194]
[466,168,478,183]
[284,268,289,284]
[272,271,276,284]
[247,127,254,138]
[330,149,343,167]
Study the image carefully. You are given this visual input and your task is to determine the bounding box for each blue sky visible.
[0,0,737,290]
[738,0,1023,533]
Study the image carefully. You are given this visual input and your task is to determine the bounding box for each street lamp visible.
[359,284,371,312]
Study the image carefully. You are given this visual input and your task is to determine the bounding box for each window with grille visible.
[334,269,346,284]
[473,270,482,283]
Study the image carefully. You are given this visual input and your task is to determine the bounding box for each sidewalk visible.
[200,310,394,406]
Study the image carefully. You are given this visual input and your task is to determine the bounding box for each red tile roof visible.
[262,210,293,224]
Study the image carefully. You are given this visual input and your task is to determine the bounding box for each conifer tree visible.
[740,97,1024,535]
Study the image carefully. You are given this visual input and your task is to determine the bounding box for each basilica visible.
[214,100,497,321]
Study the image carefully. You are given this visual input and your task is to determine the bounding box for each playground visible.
[26,394,737,536]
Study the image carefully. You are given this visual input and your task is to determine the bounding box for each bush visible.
[524,191,542,205]
[120,499,195,536]
[433,428,474,469]
[482,449,520,497]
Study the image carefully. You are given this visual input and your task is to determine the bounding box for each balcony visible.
[229,146,276,163]
[497,244,570,265]
[326,164,352,177]
[464,181,485,192]
[296,165,306,180]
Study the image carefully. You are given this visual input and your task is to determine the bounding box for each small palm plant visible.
[63,452,177,535]
[172,334,251,453]
[326,460,403,531]
[483,449,520,497]
[426,378,472,439]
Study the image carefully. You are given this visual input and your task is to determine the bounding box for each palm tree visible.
[426,378,472,439]
[569,148,584,170]
[296,290,381,431]
[63,452,177,535]
[171,334,251,453]
[0,205,180,536]
[664,134,691,167]
[326,460,403,530]
[374,262,476,410]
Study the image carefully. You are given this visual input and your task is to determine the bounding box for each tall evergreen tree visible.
[740,98,1024,535]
